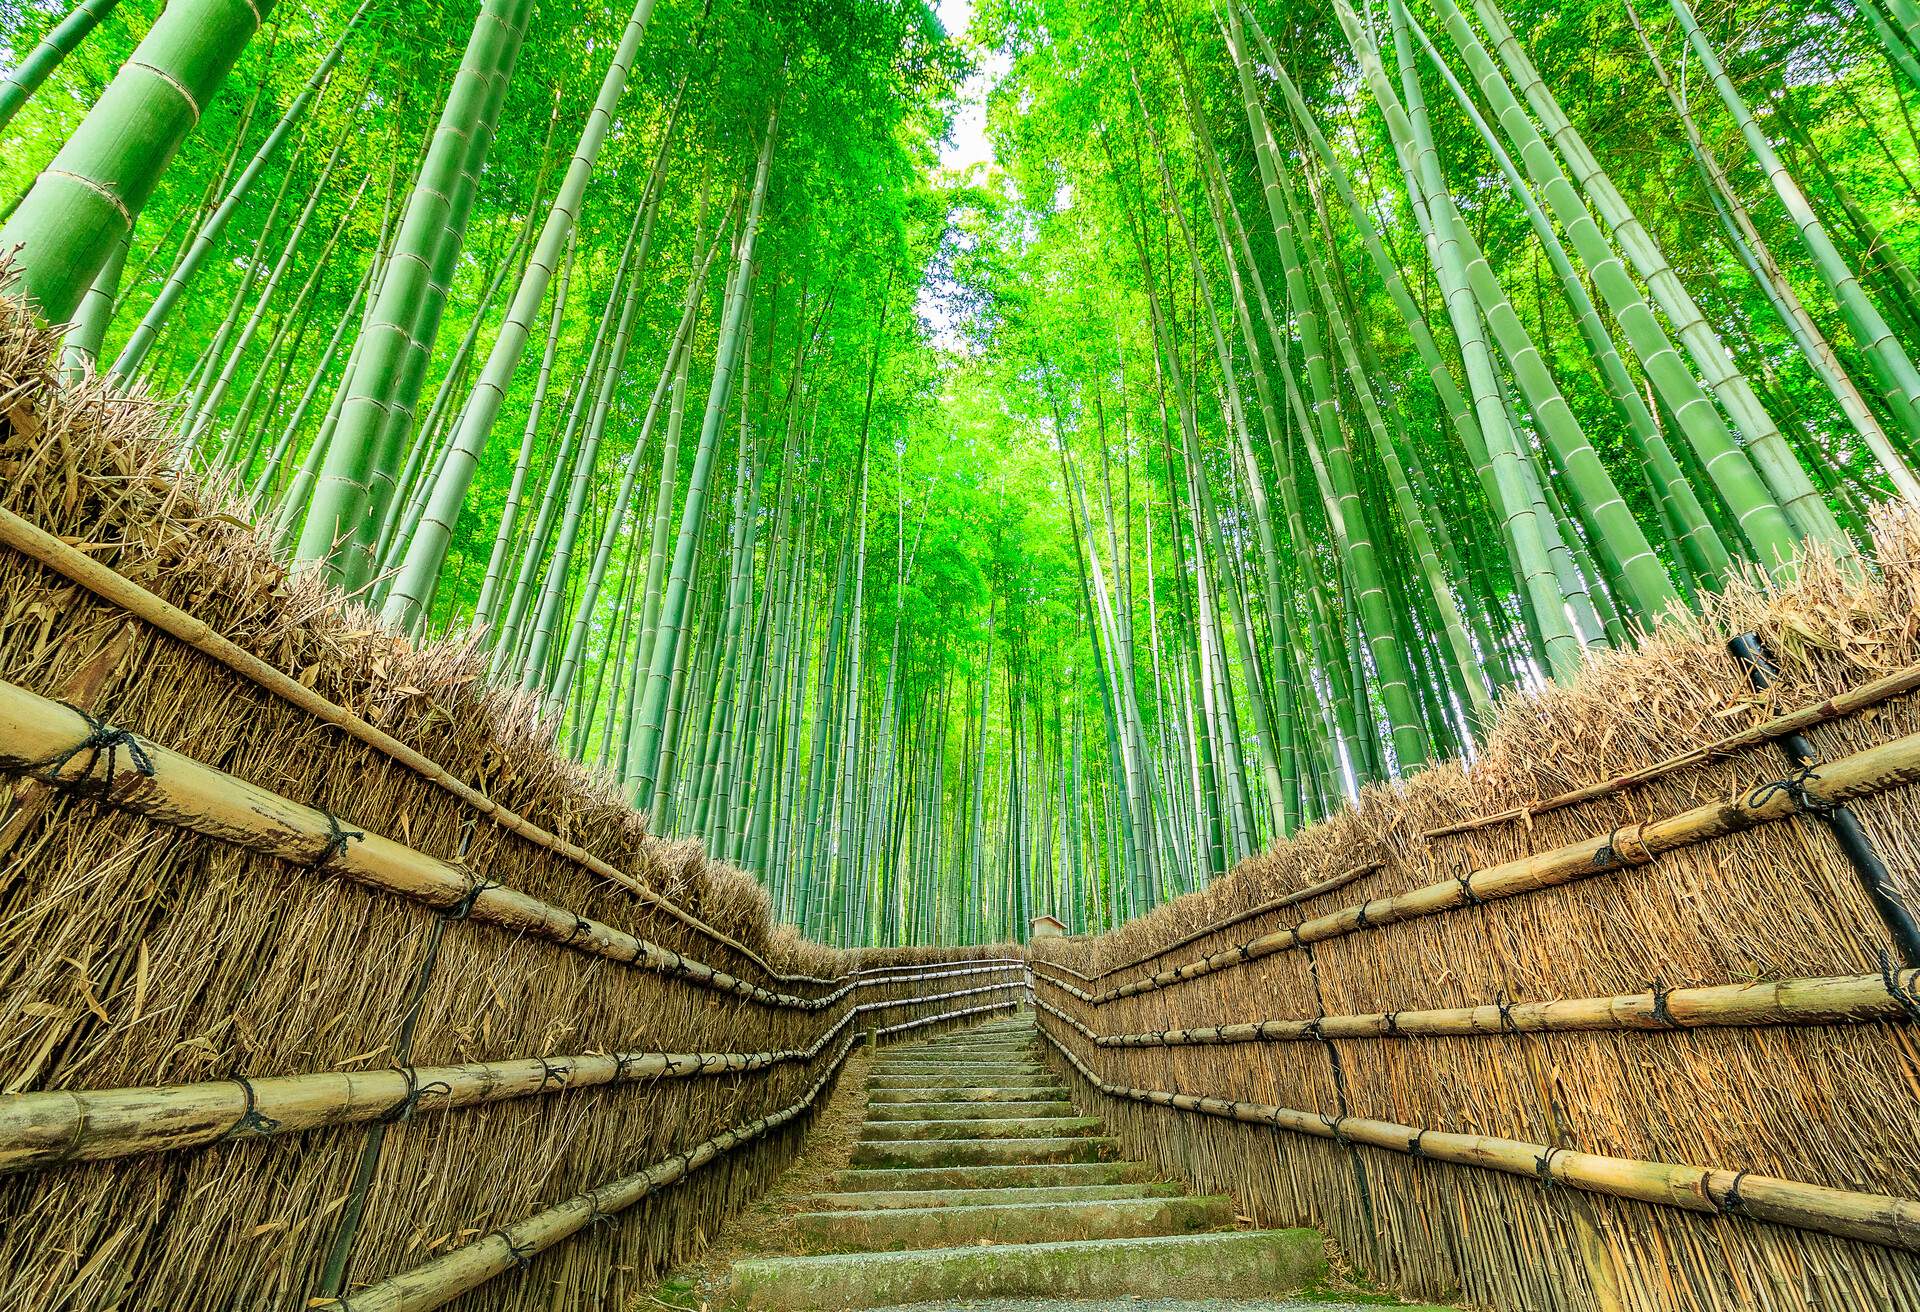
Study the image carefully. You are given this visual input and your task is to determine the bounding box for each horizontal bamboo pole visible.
[1040,862,1382,984]
[876,995,1021,1037]
[1030,969,1920,1046]
[1062,722,1920,1005]
[0,678,1025,1012]
[0,505,831,987]
[1036,1028,1920,1253]
[318,1031,863,1312]
[0,978,1027,1173]
[1423,659,1920,839]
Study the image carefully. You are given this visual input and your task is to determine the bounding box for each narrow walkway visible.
[726,1015,1333,1309]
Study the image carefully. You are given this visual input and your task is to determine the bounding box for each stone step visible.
[849,1135,1120,1169]
[834,1161,1156,1192]
[794,1182,1185,1212]
[727,1228,1327,1310]
[794,1194,1234,1253]
[867,1083,1068,1103]
[869,1065,1051,1080]
[860,1115,1102,1142]
[866,1099,1074,1121]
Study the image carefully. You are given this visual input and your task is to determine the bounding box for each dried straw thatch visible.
[1034,522,1920,1311]
[0,296,1021,1309]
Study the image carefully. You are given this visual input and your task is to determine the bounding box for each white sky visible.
[935,0,1007,176]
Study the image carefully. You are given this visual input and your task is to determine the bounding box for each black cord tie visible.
[1879,950,1920,1022]
[379,1066,452,1124]
[612,1052,643,1081]
[1593,829,1620,869]
[1407,1128,1428,1158]
[1494,992,1518,1033]
[1456,873,1484,907]
[492,1230,537,1269]
[1535,1146,1565,1187]
[564,915,593,943]
[1320,1112,1348,1144]
[585,1193,617,1229]
[1305,1017,1326,1042]
[42,705,154,792]
[223,1075,282,1139]
[313,809,365,868]
[441,874,498,921]
[1353,901,1372,930]
[1382,1011,1402,1037]
[1748,762,1833,816]
[537,1058,568,1090]
[1715,1169,1752,1216]
[1650,979,1682,1029]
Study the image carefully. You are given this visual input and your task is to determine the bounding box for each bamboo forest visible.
[3,0,1917,952]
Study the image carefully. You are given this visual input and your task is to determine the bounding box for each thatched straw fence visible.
[0,297,1025,1309]
[1034,529,1920,1310]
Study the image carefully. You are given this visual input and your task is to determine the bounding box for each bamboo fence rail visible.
[0,675,1021,1012]
[1031,970,1920,1044]
[318,1031,863,1312]
[1037,1029,1920,1253]
[1058,721,1920,1005]
[0,503,829,987]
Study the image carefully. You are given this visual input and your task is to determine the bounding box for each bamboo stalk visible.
[1037,1029,1920,1253]
[0,980,1025,1172]
[1030,970,1920,1046]
[316,1032,861,1312]
[0,504,829,986]
[1422,659,1920,839]
[0,674,1025,1011]
[1057,720,1920,1003]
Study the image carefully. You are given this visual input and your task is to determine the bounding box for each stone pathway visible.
[725,1015,1332,1309]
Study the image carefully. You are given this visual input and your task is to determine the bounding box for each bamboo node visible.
[1747,761,1833,816]
[221,1075,281,1139]
[38,704,154,792]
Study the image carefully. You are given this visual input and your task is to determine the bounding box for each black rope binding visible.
[441,872,499,921]
[1649,979,1682,1029]
[1534,1146,1565,1187]
[1407,1128,1428,1159]
[585,1192,617,1229]
[1593,827,1621,869]
[382,1067,453,1124]
[536,1057,569,1090]
[491,1230,537,1269]
[1321,1112,1349,1145]
[565,915,593,943]
[41,705,154,793]
[1353,901,1372,930]
[1747,762,1834,816]
[1880,950,1920,1022]
[312,809,365,868]
[1456,872,1484,907]
[1715,1169,1752,1217]
[1382,1010,1402,1038]
[1494,992,1518,1033]
[223,1075,283,1139]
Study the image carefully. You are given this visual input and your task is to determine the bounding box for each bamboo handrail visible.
[1036,1028,1920,1253]
[1029,970,1920,1044]
[1422,658,1920,839]
[0,677,1024,1012]
[1043,861,1382,984]
[1056,720,1920,1005]
[0,980,1026,1172]
[875,995,1021,1037]
[316,1031,862,1312]
[0,504,840,988]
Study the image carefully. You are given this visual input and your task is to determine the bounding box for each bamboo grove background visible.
[0,0,1916,952]
[0,301,1025,1310]
[1031,520,1920,1312]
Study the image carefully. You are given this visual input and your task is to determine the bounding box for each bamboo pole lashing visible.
[1028,969,1920,1045]
[314,1031,863,1312]
[0,503,840,987]
[1054,719,1920,1004]
[1420,656,1920,839]
[0,675,1024,1011]
[1036,1028,1920,1253]
[0,978,1025,1172]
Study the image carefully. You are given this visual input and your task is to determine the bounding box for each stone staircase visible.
[727,1014,1329,1309]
